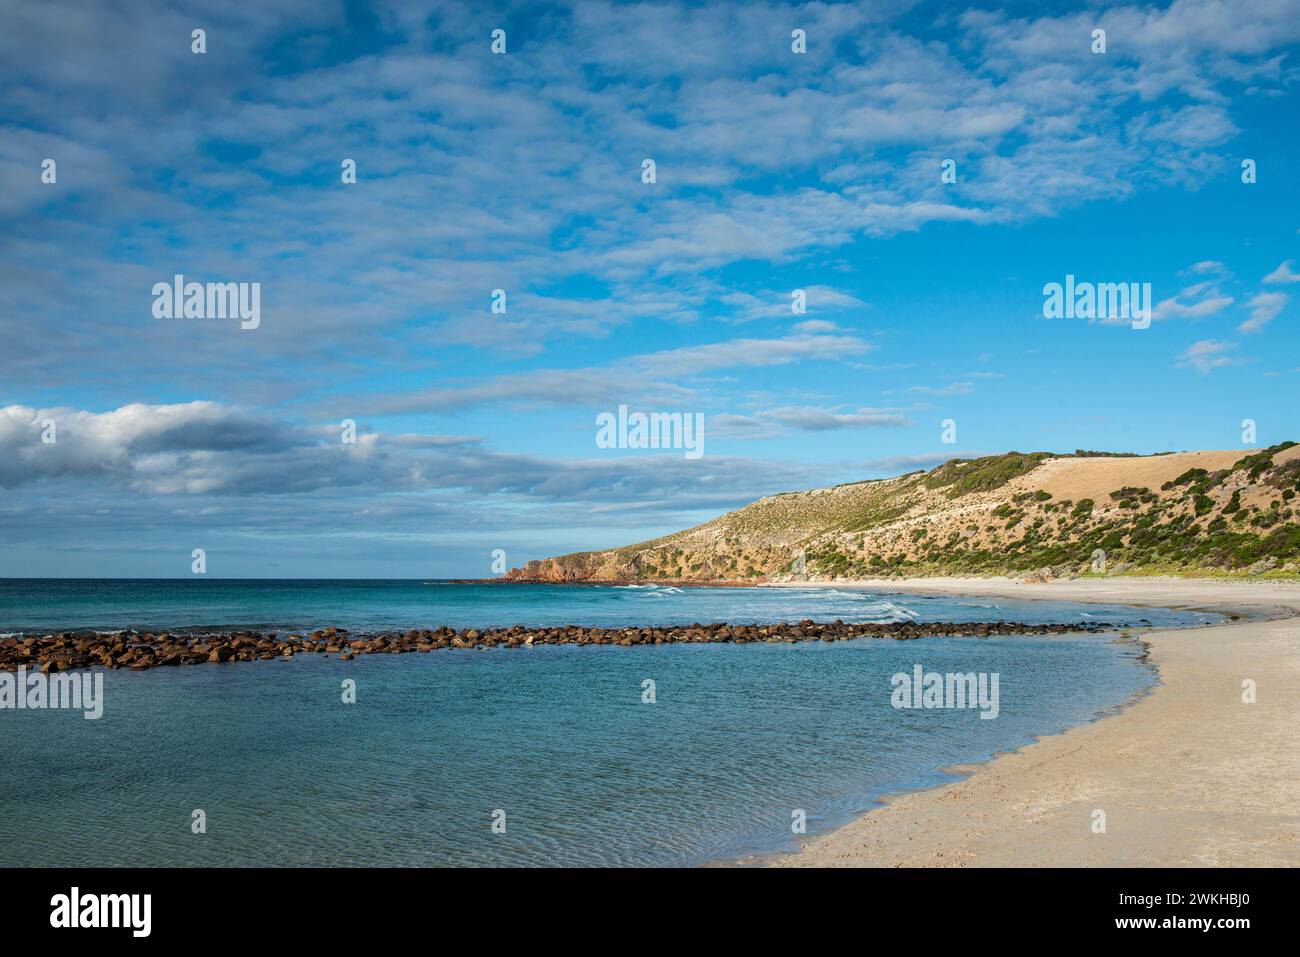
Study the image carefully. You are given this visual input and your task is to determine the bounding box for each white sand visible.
[769,577,1300,867]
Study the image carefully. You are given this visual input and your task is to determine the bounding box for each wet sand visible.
[770,577,1300,867]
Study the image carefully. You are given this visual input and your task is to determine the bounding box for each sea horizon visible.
[0,577,1213,634]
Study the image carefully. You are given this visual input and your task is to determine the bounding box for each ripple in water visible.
[0,581,1216,866]
[4,626,1176,867]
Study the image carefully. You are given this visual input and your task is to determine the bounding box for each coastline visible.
[766,577,1300,867]
[6,575,1296,866]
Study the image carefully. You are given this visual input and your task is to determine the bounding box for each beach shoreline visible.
[764,576,1300,867]
[4,576,1295,866]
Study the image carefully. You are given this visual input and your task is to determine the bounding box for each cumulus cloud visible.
[0,399,934,573]
[2,402,403,493]
[0,402,300,487]
[0,401,851,506]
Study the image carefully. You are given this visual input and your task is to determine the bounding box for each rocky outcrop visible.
[0,619,1114,673]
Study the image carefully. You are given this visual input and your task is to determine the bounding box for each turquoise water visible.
[0,578,1210,634]
[0,580,1218,867]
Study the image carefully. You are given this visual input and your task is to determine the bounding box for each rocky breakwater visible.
[0,619,1114,674]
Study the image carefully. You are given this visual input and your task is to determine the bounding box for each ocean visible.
[0,580,1218,867]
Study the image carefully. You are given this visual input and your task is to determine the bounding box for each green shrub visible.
[1233,442,1297,480]
[924,452,1051,497]
[1163,468,1207,491]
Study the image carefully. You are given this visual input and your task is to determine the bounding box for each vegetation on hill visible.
[923,452,1054,496]
[507,445,1300,583]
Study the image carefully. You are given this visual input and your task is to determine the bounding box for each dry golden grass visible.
[1011,450,1236,502]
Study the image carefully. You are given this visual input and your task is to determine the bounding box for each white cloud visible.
[2,0,1299,573]
[1263,260,1300,284]
[908,381,975,397]
[792,319,840,334]
[1174,339,1238,374]
[1153,284,1234,320]
[1239,291,1287,333]
[0,401,833,511]
[1182,260,1230,277]
[768,406,908,431]
[634,330,874,376]
[4,0,1294,398]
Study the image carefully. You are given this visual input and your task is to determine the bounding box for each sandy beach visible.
[770,577,1300,867]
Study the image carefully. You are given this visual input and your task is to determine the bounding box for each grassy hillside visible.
[507,443,1300,582]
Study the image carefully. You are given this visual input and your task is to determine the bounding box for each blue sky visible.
[1,0,1298,578]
